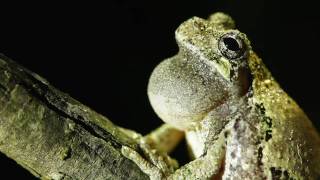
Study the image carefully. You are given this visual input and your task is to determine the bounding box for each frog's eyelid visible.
[218,32,247,60]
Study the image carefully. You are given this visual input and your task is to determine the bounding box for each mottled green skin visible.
[248,53,320,179]
[142,13,320,179]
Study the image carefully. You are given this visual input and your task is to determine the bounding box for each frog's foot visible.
[122,146,164,180]
[121,138,178,180]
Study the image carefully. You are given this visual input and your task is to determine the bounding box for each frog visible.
[121,12,320,179]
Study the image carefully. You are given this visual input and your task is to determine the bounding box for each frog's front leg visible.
[144,124,184,154]
[122,131,226,180]
[167,135,226,180]
[121,146,165,179]
[121,124,183,179]
[119,124,184,154]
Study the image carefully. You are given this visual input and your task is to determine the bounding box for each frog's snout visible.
[175,16,207,44]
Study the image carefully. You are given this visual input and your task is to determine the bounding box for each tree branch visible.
[0,54,148,180]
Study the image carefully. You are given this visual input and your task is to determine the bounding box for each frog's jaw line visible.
[211,57,232,81]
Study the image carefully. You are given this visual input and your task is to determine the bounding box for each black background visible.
[0,0,319,179]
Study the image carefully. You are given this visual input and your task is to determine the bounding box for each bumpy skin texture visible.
[124,12,320,179]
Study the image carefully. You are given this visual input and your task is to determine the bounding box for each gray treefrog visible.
[121,12,320,179]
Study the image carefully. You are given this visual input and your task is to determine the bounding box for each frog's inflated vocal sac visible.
[121,12,320,180]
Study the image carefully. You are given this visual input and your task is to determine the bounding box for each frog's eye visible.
[218,32,246,60]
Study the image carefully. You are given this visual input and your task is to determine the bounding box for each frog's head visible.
[148,13,252,130]
[175,13,251,82]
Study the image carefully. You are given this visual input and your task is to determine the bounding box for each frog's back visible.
[249,52,320,179]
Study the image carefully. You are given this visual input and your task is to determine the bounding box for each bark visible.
[0,54,149,180]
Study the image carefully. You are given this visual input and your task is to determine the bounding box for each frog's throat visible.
[187,92,250,132]
[187,94,250,158]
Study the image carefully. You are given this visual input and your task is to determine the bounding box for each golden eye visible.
[218,32,247,59]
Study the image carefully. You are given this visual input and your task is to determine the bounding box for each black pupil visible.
[223,37,240,51]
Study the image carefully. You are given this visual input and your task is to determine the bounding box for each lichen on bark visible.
[0,54,149,180]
